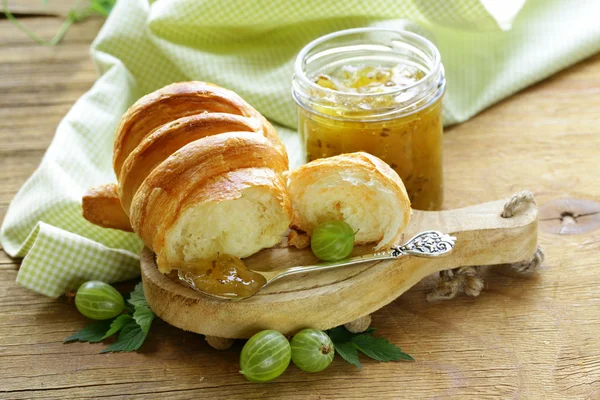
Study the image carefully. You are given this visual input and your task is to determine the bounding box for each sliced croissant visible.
[131,132,291,273]
[82,82,292,273]
[286,152,411,249]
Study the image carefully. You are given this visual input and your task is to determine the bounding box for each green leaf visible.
[64,282,155,353]
[351,335,414,362]
[327,326,376,342]
[133,305,154,333]
[125,301,135,314]
[128,283,155,333]
[327,326,353,343]
[128,283,147,308]
[99,282,155,352]
[90,0,116,17]
[100,319,147,353]
[101,314,133,340]
[327,325,413,368]
[2,0,114,47]
[333,341,362,370]
[64,319,113,343]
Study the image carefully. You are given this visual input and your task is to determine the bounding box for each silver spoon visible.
[178,230,456,301]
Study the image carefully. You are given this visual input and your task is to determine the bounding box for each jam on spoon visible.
[177,254,267,299]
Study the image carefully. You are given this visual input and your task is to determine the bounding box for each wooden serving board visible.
[141,197,538,339]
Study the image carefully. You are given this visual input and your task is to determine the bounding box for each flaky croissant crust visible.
[82,82,292,268]
[113,81,287,178]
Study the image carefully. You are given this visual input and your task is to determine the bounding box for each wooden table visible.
[2,4,599,399]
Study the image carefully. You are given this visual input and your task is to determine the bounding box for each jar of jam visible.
[292,28,446,210]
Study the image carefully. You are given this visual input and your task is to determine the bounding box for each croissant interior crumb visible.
[288,161,408,249]
[166,186,289,265]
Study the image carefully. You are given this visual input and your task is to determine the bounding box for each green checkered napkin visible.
[2,0,600,297]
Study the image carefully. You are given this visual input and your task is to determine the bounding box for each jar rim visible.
[293,27,442,99]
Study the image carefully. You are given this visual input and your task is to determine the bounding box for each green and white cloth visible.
[2,0,599,297]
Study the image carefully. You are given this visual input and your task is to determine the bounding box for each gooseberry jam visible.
[293,28,445,210]
[177,254,266,298]
[314,64,425,94]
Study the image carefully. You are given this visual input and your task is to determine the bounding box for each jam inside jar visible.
[293,28,446,210]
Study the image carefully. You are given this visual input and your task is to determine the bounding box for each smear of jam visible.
[177,254,266,299]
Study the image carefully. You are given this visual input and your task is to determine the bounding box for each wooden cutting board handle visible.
[141,196,538,339]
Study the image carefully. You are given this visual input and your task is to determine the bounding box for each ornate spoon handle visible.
[391,230,457,258]
[266,231,457,282]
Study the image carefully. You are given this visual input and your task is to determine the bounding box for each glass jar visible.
[292,28,445,210]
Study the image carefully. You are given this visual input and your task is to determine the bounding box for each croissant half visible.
[133,132,291,273]
[286,152,411,249]
[82,82,292,273]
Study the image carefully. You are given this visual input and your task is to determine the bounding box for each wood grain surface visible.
[1,4,599,399]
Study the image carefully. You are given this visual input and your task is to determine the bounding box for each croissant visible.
[286,152,411,249]
[83,82,292,273]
